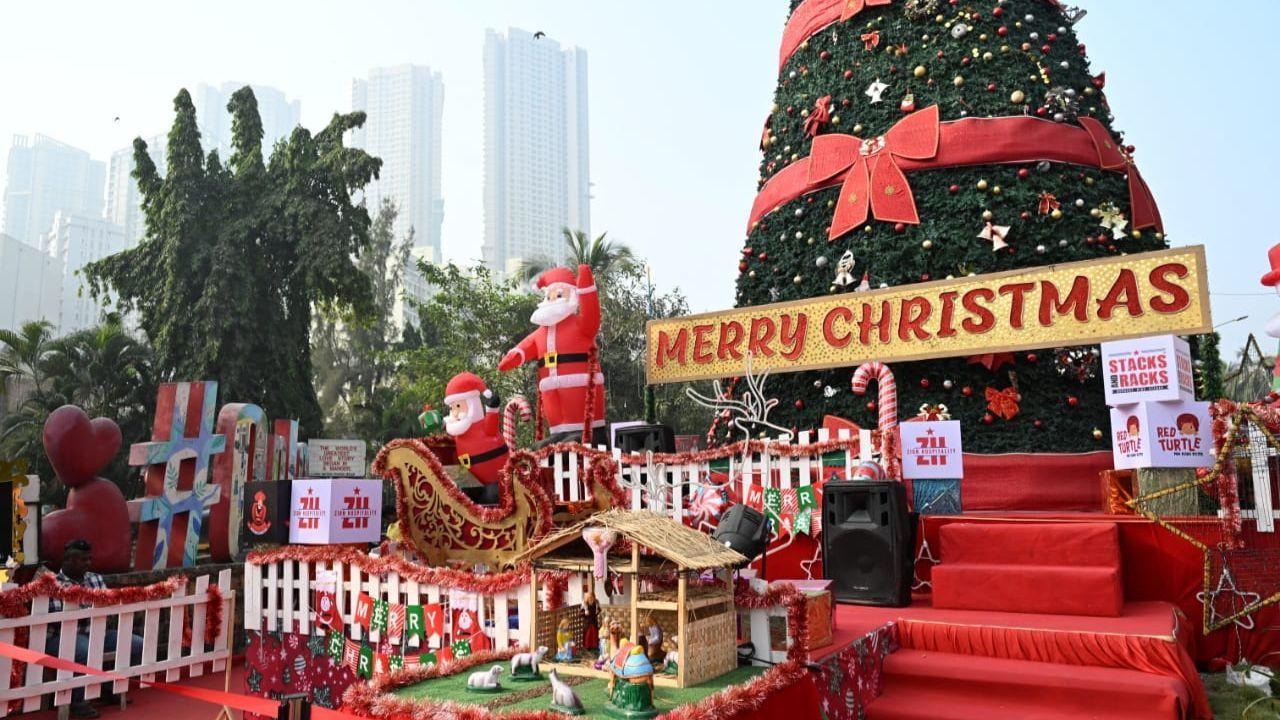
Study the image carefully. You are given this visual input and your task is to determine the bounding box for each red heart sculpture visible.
[43,405,122,488]
[42,479,132,572]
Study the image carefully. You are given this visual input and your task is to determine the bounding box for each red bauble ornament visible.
[844,69,854,80]
[1047,33,1058,42]
[997,26,1008,36]
[1067,396,1079,407]
[1034,419,1044,429]
[1025,353,1037,362]
[992,6,1004,17]
[920,273,930,281]
[962,56,972,66]
[894,222,907,233]
[867,401,878,412]
[961,386,973,397]
[1020,211,1031,221]
[759,252,768,261]
[982,413,994,424]
[1036,106,1049,117]
[795,399,805,410]
[1017,168,1029,180]
[743,247,754,256]
[986,82,997,92]
[1041,44,1052,54]
[920,378,931,389]
[738,261,748,272]
[820,50,831,60]
[949,184,960,194]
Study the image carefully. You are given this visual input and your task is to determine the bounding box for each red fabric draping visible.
[748,113,1163,235]
[778,0,892,70]
[894,616,1208,719]
[730,670,822,720]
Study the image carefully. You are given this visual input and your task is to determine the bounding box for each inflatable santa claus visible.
[499,264,606,443]
[443,372,507,504]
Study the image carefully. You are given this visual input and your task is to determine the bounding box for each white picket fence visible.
[541,427,871,520]
[0,569,232,717]
[247,560,810,668]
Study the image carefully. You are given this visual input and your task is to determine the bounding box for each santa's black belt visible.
[538,352,589,368]
[458,444,508,468]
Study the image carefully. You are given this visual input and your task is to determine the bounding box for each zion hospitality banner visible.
[646,246,1210,384]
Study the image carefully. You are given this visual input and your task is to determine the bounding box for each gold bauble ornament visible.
[922,239,934,249]
[1092,428,1104,440]
[1011,90,1026,104]
[992,185,1002,195]
[1051,209,1063,220]
[1085,177,1095,186]
[954,75,965,87]
[983,51,994,61]
[976,179,989,191]
[914,65,928,77]
[1131,230,1143,240]
[982,210,994,221]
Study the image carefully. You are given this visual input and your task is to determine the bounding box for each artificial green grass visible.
[1203,672,1280,719]
[395,665,766,716]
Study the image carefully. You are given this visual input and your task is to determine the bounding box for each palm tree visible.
[0,320,56,396]
[516,229,636,286]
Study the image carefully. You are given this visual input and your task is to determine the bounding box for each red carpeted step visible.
[867,649,1189,720]
[931,562,1124,616]
[938,522,1121,567]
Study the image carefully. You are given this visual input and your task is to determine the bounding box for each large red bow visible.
[1078,117,1163,232]
[841,0,892,21]
[807,105,940,240]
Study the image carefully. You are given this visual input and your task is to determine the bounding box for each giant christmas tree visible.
[733,0,1196,453]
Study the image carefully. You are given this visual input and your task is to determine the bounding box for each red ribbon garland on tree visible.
[749,108,1164,240]
[778,0,894,70]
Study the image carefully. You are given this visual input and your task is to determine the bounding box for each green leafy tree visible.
[85,87,381,435]
[733,0,1217,451]
[0,321,58,487]
[314,199,413,440]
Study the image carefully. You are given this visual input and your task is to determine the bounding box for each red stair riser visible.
[938,522,1122,567]
[931,563,1124,617]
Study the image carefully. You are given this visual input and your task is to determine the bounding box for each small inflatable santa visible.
[443,372,508,501]
[499,264,606,442]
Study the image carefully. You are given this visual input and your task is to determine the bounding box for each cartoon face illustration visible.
[1176,413,1199,436]
[1126,416,1140,436]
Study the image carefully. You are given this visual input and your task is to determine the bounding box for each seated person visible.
[42,539,145,719]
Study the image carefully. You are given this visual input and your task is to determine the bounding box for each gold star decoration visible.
[978,222,1010,251]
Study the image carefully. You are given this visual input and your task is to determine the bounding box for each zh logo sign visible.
[296,494,321,529]
[914,433,951,467]
[341,494,372,529]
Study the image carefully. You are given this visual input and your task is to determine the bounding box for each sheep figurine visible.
[510,645,549,680]
[548,668,584,715]
[466,665,504,693]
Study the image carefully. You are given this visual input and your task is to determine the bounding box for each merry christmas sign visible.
[646,247,1210,384]
[289,478,382,544]
[1109,400,1213,470]
[900,421,964,480]
[306,439,368,478]
[1100,335,1194,406]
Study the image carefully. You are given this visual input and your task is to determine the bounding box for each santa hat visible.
[444,372,493,406]
[1262,243,1280,287]
[535,267,577,292]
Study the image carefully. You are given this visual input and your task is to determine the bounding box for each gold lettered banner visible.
[646,246,1211,384]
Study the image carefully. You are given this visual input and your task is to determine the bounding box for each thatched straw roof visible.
[508,509,746,571]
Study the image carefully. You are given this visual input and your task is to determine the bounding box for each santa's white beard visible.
[445,414,476,436]
[531,295,579,327]
[1267,312,1280,339]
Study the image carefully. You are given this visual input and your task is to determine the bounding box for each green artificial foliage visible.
[732,0,1179,452]
[84,88,381,436]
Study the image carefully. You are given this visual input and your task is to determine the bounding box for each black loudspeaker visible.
[821,480,913,607]
[613,424,676,454]
[243,481,292,545]
[712,503,769,563]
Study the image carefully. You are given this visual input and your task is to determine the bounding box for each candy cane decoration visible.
[502,395,533,450]
[851,362,901,478]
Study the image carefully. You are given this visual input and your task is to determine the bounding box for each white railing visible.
[542,427,871,521]
[244,558,538,652]
[0,569,232,717]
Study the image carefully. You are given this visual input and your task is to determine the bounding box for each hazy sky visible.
[1,1,1276,358]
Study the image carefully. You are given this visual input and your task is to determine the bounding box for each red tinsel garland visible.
[0,574,223,645]
[247,546,535,595]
